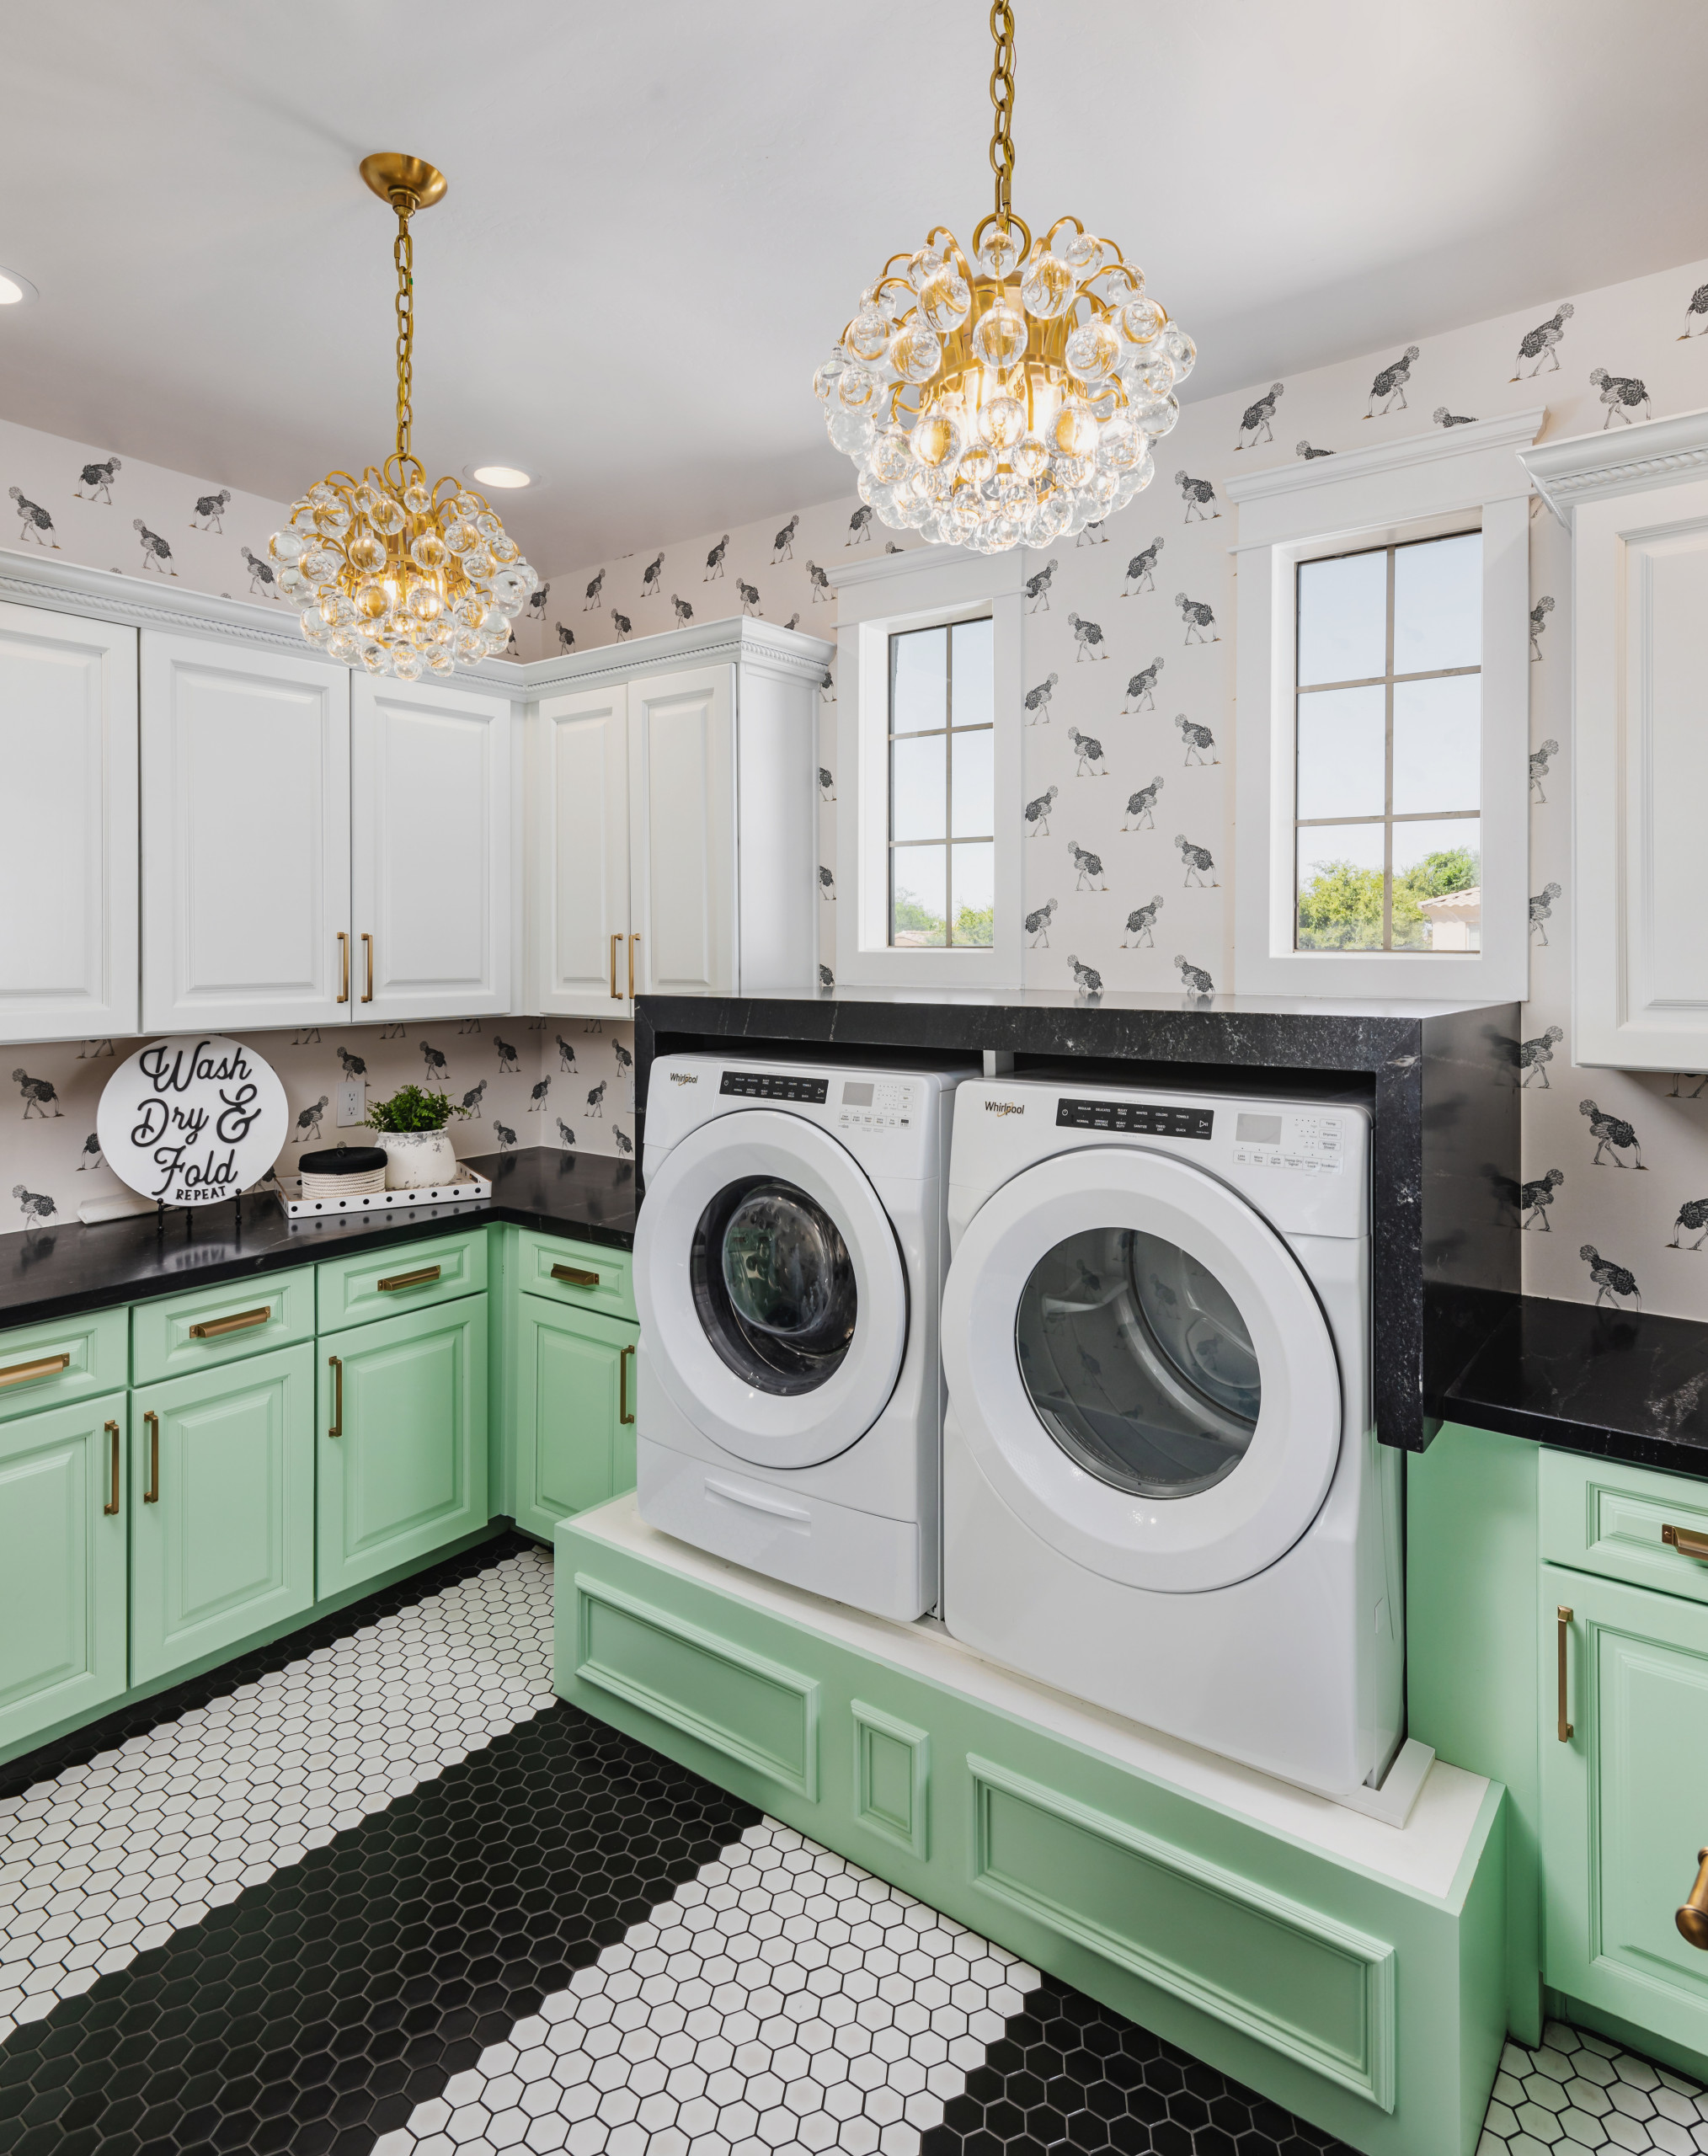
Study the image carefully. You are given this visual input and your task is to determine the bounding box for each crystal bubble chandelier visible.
[270,154,538,678]
[816,3,1194,554]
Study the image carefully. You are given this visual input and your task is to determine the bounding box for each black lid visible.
[299,1144,387,1177]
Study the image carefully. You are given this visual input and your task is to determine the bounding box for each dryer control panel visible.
[1230,1109,1347,1176]
[719,1071,829,1102]
[836,1076,915,1133]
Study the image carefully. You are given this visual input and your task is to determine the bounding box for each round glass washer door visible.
[634,1108,909,1469]
[941,1146,1342,1592]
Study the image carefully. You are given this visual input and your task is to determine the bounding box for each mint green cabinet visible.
[129,1344,316,1685]
[513,1294,637,1540]
[318,1295,488,1595]
[0,1393,128,1753]
[1541,1564,1708,2063]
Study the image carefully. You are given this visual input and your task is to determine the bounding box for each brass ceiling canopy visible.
[269,153,536,679]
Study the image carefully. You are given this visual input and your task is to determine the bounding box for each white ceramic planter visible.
[378,1128,459,1189]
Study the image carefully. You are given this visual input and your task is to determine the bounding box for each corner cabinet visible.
[141,628,515,1033]
[1524,410,1708,1069]
[526,620,831,1016]
[0,602,138,1043]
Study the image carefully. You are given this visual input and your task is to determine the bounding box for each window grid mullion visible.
[1383,544,1396,951]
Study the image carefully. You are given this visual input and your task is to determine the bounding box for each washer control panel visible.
[835,1076,915,1133]
[1056,1097,1213,1139]
[719,1071,829,1102]
[1230,1109,1346,1175]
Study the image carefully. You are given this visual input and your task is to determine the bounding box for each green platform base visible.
[555,1497,1508,2156]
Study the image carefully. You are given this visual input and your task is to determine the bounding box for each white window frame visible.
[830,547,1023,988]
[1225,408,1543,1001]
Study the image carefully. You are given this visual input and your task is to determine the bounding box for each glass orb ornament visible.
[888,323,943,384]
[1065,318,1121,383]
[972,302,1028,369]
[1020,252,1076,319]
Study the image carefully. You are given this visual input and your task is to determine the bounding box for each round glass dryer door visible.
[1015,1228,1259,1499]
[939,1146,1343,1592]
[692,1177,858,1396]
[633,1107,910,1469]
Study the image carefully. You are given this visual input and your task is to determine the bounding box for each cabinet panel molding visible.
[528,685,632,1016]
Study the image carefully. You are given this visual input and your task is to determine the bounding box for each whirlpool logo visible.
[984,1098,1026,1116]
[670,1072,699,1085]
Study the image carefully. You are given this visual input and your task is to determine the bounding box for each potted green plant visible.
[365,1083,470,1189]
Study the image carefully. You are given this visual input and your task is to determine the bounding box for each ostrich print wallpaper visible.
[539,246,1708,1326]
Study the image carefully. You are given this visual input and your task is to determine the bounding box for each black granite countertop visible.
[0,1148,637,1331]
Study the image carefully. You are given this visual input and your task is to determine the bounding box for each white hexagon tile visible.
[1481,2025,1708,2156]
[371,1817,1039,2156]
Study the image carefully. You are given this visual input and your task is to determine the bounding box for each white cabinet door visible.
[1575,472,1708,1067]
[351,675,514,1022]
[0,604,137,1043]
[529,684,632,1016]
[141,633,350,1034]
[627,664,736,1000]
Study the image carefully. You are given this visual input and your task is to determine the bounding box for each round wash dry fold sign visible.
[98,1036,288,1207]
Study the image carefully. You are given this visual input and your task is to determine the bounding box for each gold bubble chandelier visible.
[817,3,1194,554]
[270,154,538,678]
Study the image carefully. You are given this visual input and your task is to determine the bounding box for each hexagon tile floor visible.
[0,1539,1702,2156]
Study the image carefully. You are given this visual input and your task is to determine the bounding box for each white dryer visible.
[941,1076,1401,1800]
[634,1054,963,1622]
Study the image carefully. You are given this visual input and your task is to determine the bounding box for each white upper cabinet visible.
[141,632,350,1035]
[0,604,137,1044]
[350,675,514,1021]
[526,620,828,1018]
[530,684,631,1009]
[1524,412,1708,1069]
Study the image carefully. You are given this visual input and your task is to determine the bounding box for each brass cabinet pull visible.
[337,930,350,1005]
[1678,1849,1708,1949]
[328,1354,343,1438]
[104,1420,121,1515]
[610,931,622,1001]
[1557,1604,1574,1743]
[1663,1522,1708,1563]
[0,1351,70,1389]
[627,933,638,1000]
[361,931,374,1004]
[552,1262,600,1288]
[619,1342,635,1426]
[378,1263,440,1292]
[143,1411,160,1504]
[189,1305,271,1340]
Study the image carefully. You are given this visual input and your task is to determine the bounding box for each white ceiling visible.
[3,0,1706,571]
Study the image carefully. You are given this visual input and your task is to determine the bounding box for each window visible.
[1294,531,1481,953]
[888,617,994,947]
[1224,407,1541,1001]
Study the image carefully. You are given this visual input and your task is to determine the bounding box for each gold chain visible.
[392,194,416,462]
[988,0,1016,221]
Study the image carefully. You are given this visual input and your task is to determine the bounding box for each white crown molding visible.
[0,547,832,695]
[1223,406,1547,510]
[1519,407,1708,518]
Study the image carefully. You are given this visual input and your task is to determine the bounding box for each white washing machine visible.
[633,1054,963,1622]
[940,1075,1401,1800]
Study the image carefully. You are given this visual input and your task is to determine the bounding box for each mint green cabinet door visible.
[318,1295,488,1595]
[514,1295,637,1540]
[0,1392,127,1755]
[1541,1564,1708,2057]
[130,1343,316,1685]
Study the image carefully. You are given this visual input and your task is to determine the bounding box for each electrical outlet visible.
[337,1081,366,1129]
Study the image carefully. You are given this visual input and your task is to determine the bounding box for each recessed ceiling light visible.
[0,268,39,307]
[467,463,532,488]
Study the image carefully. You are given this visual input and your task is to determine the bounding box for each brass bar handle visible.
[610,932,622,1001]
[104,1420,121,1515]
[143,1411,160,1504]
[361,931,374,1004]
[337,930,350,1005]
[328,1353,343,1438]
[189,1305,272,1340]
[1663,1523,1708,1563]
[552,1263,600,1288]
[378,1263,440,1292]
[1557,1604,1573,1743]
[0,1351,71,1389]
[619,1342,635,1426]
[627,933,638,1000]
[1678,1849,1708,1949]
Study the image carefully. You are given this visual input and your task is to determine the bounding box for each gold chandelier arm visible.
[989,0,1016,221]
